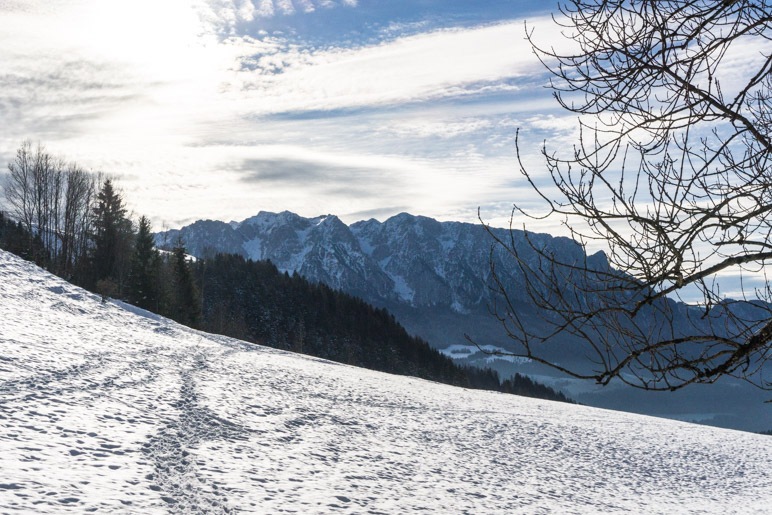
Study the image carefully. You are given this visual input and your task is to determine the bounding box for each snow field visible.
[0,249,770,513]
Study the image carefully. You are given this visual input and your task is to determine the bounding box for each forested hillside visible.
[195,253,571,401]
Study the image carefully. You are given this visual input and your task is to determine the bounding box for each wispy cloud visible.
[232,22,542,114]
[204,0,360,33]
[0,0,579,230]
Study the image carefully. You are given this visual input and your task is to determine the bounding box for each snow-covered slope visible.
[2,249,770,513]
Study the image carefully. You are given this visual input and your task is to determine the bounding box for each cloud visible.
[235,145,415,179]
[233,22,543,114]
[275,0,295,15]
[254,0,275,17]
[237,156,398,194]
[0,57,151,156]
[204,0,358,30]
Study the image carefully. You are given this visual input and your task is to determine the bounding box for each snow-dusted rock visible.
[156,211,578,314]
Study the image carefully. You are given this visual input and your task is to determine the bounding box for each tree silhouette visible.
[91,179,131,289]
[128,216,162,311]
[487,0,772,391]
[169,239,200,327]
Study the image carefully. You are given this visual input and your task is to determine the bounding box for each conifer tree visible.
[128,216,161,311]
[90,179,132,292]
[170,239,200,327]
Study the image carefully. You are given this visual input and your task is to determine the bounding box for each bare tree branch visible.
[484,0,772,391]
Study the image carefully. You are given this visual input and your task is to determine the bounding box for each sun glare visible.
[70,0,206,70]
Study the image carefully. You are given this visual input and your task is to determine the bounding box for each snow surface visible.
[241,237,264,261]
[440,344,531,365]
[1,249,771,514]
[389,273,415,304]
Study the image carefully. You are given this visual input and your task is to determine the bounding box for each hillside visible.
[1,249,771,513]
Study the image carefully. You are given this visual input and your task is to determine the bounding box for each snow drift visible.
[0,249,770,513]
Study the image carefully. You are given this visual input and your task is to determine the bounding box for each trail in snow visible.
[1,249,771,513]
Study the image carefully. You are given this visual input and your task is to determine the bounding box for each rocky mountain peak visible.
[154,210,609,350]
[157,211,543,313]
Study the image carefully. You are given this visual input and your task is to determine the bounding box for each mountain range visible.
[156,211,585,347]
[157,211,772,432]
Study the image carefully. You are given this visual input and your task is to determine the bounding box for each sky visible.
[0,0,575,230]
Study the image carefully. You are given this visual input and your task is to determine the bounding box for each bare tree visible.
[5,140,37,232]
[487,0,772,390]
[61,165,98,278]
[4,141,99,276]
[5,141,61,258]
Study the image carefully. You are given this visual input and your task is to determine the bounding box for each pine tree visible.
[128,216,161,311]
[169,239,200,327]
[90,179,132,292]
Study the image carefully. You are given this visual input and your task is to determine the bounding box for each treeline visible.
[1,141,572,403]
[3,140,97,280]
[0,141,200,323]
[193,253,572,402]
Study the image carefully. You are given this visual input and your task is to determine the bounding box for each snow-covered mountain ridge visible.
[1,249,771,513]
[156,210,576,313]
[156,210,594,361]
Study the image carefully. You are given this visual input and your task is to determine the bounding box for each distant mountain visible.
[151,211,723,362]
[156,211,772,432]
[156,211,585,338]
